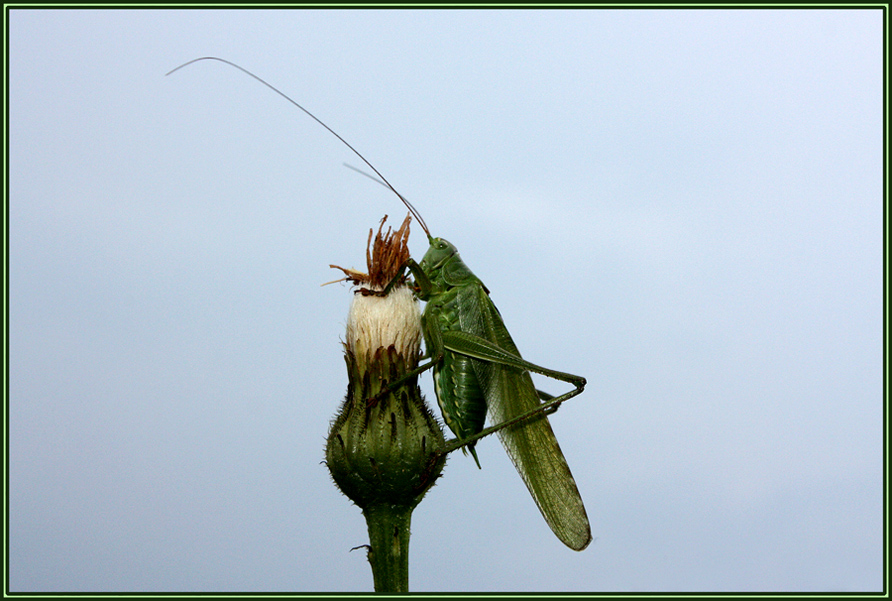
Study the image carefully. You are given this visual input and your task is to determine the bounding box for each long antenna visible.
[166,57,431,238]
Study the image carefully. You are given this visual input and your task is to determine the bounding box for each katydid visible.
[377,233,592,552]
[166,57,593,551]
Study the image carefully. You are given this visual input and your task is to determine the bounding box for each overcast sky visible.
[9,8,883,593]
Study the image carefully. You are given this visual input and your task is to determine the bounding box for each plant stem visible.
[363,503,414,593]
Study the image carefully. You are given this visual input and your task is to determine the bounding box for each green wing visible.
[457,284,592,551]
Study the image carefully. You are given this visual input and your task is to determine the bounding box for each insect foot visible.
[325,215,445,592]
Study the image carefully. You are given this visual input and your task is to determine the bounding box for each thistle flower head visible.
[326,214,445,512]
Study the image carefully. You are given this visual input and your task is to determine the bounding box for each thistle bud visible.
[324,215,445,592]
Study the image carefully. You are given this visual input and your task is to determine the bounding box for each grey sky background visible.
[8,8,883,593]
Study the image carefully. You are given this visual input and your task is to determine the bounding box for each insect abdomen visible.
[433,350,486,467]
[427,288,488,467]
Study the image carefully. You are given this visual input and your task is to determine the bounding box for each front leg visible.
[378,258,432,299]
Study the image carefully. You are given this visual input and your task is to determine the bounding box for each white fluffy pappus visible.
[345,285,421,360]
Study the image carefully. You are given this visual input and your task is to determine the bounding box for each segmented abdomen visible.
[434,351,486,443]
[427,290,488,462]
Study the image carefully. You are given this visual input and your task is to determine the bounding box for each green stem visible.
[363,503,413,593]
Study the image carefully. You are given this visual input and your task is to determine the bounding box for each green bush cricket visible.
[167,57,593,551]
[375,228,592,551]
